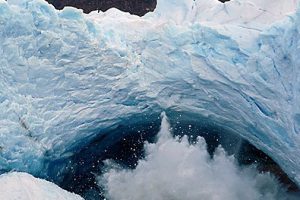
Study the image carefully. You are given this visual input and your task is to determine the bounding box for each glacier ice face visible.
[0,0,300,189]
[0,172,83,200]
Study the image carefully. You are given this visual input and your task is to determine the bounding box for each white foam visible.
[99,113,288,200]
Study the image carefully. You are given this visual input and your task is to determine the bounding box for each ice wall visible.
[0,0,299,186]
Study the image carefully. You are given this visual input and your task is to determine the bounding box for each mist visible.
[98,113,290,200]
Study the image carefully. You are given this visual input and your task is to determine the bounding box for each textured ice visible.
[0,172,83,200]
[0,0,300,189]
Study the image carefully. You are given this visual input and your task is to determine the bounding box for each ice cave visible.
[0,0,300,199]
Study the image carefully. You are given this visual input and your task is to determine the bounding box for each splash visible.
[98,113,289,200]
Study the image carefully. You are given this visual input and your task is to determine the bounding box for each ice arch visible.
[0,0,299,191]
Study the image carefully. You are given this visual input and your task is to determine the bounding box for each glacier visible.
[0,0,300,198]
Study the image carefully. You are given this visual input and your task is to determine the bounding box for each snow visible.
[149,0,297,24]
[0,0,300,191]
[0,172,83,200]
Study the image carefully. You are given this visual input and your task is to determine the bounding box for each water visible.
[98,113,295,200]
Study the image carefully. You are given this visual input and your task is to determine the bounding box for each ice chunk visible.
[0,172,83,200]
